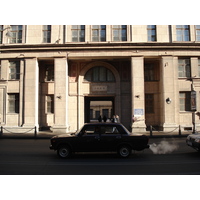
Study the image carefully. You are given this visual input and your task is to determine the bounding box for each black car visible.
[49,123,149,158]
[186,132,200,151]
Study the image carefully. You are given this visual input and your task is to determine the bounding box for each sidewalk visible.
[0,130,191,139]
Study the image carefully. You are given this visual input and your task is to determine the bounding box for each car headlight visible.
[195,138,200,143]
[187,136,191,140]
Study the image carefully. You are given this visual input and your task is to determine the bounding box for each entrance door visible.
[84,96,115,123]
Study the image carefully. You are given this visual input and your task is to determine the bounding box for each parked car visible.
[186,132,200,151]
[49,123,149,158]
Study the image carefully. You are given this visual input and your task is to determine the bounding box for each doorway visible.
[84,96,115,123]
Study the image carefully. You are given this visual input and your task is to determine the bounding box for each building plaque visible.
[91,85,107,92]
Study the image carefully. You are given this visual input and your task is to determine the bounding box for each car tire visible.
[57,145,71,158]
[118,145,131,158]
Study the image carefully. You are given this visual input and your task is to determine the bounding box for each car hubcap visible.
[60,148,69,157]
[120,147,129,157]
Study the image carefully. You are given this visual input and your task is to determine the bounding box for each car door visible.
[77,125,101,152]
[99,125,122,151]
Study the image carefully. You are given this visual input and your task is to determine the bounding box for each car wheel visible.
[118,146,131,158]
[57,145,71,158]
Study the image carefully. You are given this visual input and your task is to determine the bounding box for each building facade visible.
[0,25,200,134]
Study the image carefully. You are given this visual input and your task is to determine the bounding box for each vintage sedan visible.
[186,132,200,152]
[49,123,149,158]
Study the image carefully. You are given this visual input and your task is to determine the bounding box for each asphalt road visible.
[0,137,200,175]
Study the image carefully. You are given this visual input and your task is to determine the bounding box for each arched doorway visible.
[78,61,120,128]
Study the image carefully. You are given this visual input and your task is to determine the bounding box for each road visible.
[0,137,200,175]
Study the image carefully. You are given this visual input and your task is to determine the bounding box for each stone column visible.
[53,57,69,133]
[131,56,146,132]
[23,58,39,129]
[160,56,178,131]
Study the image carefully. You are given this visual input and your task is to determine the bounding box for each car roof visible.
[84,123,121,126]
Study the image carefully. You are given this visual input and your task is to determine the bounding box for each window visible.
[147,25,156,41]
[92,25,106,42]
[100,125,120,135]
[46,95,54,113]
[82,125,99,136]
[45,64,54,81]
[176,25,190,41]
[43,25,51,43]
[8,93,19,113]
[71,25,85,42]
[10,25,23,43]
[84,66,115,82]
[178,58,191,78]
[9,60,20,80]
[198,59,200,77]
[0,25,3,43]
[179,92,191,111]
[195,25,200,41]
[144,63,158,81]
[145,94,154,113]
[112,25,127,41]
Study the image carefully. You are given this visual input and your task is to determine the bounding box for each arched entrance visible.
[78,61,120,128]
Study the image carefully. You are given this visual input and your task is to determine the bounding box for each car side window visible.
[82,126,100,136]
[100,126,120,135]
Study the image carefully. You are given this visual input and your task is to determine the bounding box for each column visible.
[23,58,39,129]
[53,57,69,133]
[160,56,178,131]
[131,56,146,132]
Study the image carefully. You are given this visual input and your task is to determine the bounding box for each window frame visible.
[195,25,200,41]
[91,25,106,42]
[43,25,51,43]
[9,60,20,80]
[176,25,190,41]
[112,25,127,41]
[147,25,157,42]
[44,64,54,82]
[71,25,85,42]
[46,95,54,114]
[178,58,191,78]
[179,92,191,112]
[84,66,115,82]
[0,25,3,44]
[8,93,19,113]
[9,25,23,44]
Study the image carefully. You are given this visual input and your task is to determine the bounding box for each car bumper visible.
[49,145,54,150]
[186,140,200,150]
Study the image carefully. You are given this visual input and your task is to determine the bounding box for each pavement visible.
[0,130,191,139]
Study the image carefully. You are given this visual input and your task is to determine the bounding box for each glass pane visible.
[92,30,98,36]
[99,67,106,81]
[93,67,99,81]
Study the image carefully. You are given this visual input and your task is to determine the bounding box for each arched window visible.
[84,66,115,82]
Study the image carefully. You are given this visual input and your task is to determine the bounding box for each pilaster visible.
[53,57,69,133]
[23,58,39,129]
[131,56,146,132]
[160,56,178,131]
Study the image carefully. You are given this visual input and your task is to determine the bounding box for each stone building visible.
[0,25,200,134]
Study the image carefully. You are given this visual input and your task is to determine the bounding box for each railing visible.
[148,125,194,137]
[0,126,37,138]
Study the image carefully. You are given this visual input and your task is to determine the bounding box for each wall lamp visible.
[166,97,172,104]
